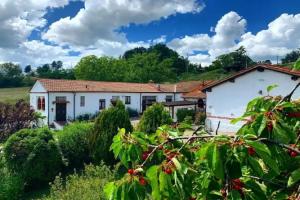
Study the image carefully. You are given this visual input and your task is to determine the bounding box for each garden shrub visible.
[138,103,173,133]
[42,163,115,200]
[3,128,63,187]
[0,155,24,200]
[76,112,98,122]
[57,122,93,170]
[0,100,42,142]
[176,108,195,122]
[91,100,132,164]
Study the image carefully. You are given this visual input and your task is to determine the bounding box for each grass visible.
[0,87,30,104]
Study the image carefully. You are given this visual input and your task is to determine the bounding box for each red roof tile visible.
[160,80,214,93]
[202,64,300,91]
[38,79,162,93]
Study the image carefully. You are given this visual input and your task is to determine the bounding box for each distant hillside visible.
[179,69,234,81]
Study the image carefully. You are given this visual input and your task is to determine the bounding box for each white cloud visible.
[238,13,300,61]
[0,0,70,48]
[168,12,300,66]
[168,11,246,65]
[42,0,203,46]
[0,40,77,67]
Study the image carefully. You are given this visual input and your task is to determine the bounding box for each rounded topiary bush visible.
[3,128,63,187]
[91,100,133,164]
[57,122,93,170]
[138,103,173,133]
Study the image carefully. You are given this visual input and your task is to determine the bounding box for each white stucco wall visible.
[29,81,48,125]
[30,83,184,125]
[206,69,300,134]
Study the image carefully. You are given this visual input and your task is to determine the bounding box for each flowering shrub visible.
[104,84,300,199]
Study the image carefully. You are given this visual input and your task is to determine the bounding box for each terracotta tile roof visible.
[182,88,207,99]
[202,64,300,91]
[37,79,215,94]
[160,80,214,93]
[38,79,162,93]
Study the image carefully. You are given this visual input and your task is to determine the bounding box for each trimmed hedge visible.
[3,128,63,187]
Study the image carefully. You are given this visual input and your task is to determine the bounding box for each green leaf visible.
[293,58,300,70]
[273,122,290,144]
[288,168,300,187]
[267,84,278,93]
[207,144,224,180]
[159,171,171,198]
[104,182,116,200]
[248,157,264,177]
[171,157,181,171]
[246,140,271,156]
[146,165,161,200]
[257,116,267,136]
[227,158,242,179]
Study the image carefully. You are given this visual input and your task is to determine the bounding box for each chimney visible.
[156,84,160,90]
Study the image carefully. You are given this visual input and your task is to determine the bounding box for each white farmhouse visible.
[202,64,300,134]
[30,79,210,128]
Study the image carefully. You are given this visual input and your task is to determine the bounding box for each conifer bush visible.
[91,100,132,164]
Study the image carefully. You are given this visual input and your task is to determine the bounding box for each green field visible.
[0,87,30,103]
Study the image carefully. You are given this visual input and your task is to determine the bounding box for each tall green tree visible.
[24,65,32,74]
[0,63,23,87]
[209,46,255,72]
[281,49,300,64]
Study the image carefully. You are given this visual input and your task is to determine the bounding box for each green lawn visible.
[0,87,30,103]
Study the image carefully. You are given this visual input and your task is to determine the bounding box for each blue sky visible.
[1,0,300,67]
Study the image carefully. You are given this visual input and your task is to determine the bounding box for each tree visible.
[123,47,147,59]
[24,65,32,74]
[36,61,74,79]
[281,49,300,64]
[90,100,133,164]
[105,85,300,199]
[208,46,255,72]
[138,103,173,133]
[51,61,63,70]
[0,63,24,87]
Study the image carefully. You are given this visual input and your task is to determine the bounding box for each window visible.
[165,95,173,102]
[37,96,45,111]
[99,99,106,110]
[125,96,131,104]
[80,96,85,107]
